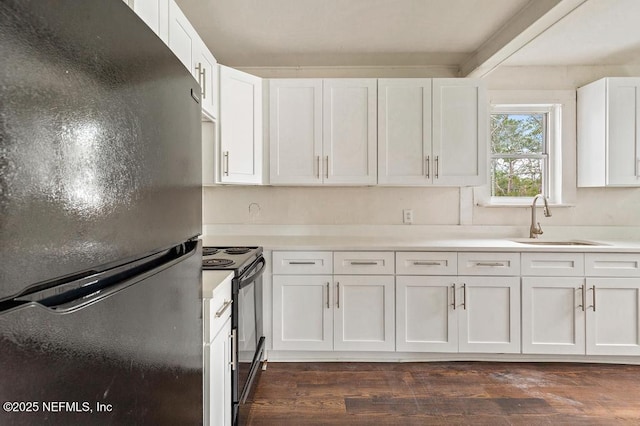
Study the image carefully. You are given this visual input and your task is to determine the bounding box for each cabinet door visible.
[334,276,395,351]
[396,276,458,352]
[130,0,169,43]
[323,79,377,185]
[272,275,333,351]
[378,79,432,185]
[168,0,197,73]
[195,42,218,120]
[432,79,487,186]
[586,278,640,355]
[220,66,263,184]
[269,80,323,185]
[522,278,586,355]
[205,316,231,426]
[458,276,520,353]
[606,78,640,185]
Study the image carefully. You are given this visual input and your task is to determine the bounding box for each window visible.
[489,104,559,203]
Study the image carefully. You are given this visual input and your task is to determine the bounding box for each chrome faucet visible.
[530,194,552,238]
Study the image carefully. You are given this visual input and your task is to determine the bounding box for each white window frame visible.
[475,90,576,208]
[489,104,556,204]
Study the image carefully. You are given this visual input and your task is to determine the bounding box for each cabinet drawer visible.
[272,251,333,274]
[458,252,520,276]
[204,275,232,344]
[396,252,457,275]
[585,253,640,277]
[521,252,585,276]
[334,252,394,275]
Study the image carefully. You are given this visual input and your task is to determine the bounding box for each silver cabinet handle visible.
[195,63,206,98]
[592,285,596,312]
[462,283,466,310]
[426,155,430,178]
[336,282,340,309]
[350,261,378,266]
[195,63,202,87]
[475,262,504,267]
[451,283,456,310]
[223,151,229,176]
[317,155,321,179]
[288,261,316,265]
[325,156,329,179]
[326,283,330,309]
[215,299,232,318]
[435,156,439,179]
[578,284,585,311]
[201,66,206,99]
[230,329,237,371]
[413,261,441,266]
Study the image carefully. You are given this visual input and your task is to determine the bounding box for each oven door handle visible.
[238,257,266,289]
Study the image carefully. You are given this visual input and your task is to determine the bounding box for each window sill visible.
[476,201,576,208]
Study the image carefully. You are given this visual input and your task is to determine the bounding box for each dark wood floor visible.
[244,362,640,425]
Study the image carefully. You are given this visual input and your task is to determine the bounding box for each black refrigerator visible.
[0,1,204,424]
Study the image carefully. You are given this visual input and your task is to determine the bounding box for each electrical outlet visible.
[403,209,413,224]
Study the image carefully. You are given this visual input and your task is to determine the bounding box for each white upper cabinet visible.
[168,0,218,119]
[323,79,378,185]
[432,79,487,186]
[269,80,323,185]
[220,66,263,184]
[578,77,640,187]
[168,0,196,72]
[269,79,377,185]
[195,40,218,120]
[378,79,432,185]
[378,78,486,186]
[127,0,169,43]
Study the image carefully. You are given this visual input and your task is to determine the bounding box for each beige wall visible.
[203,65,640,227]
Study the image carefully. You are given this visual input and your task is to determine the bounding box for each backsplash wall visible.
[203,65,640,229]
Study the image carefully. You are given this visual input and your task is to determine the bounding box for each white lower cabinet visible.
[272,274,395,351]
[396,276,520,353]
[522,277,586,355]
[458,277,521,353]
[334,275,395,352]
[205,317,232,426]
[586,278,640,356]
[203,273,233,426]
[396,276,458,352]
[272,275,333,351]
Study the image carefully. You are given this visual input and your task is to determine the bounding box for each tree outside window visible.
[490,110,548,198]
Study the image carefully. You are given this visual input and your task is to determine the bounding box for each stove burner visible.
[202,247,219,256]
[224,247,251,255]
[203,259,234,267]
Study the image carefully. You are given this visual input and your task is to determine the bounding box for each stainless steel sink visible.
[512,239,607,246]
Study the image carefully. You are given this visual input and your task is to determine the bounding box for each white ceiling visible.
[176,0,640,75]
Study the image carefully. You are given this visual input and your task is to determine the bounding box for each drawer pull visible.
[215,299,233,318]
[413,261,441,266]
[349,261,379,266]
[336,282,340,309]
[475,262,505,267]
[288,261,316,265]
[578,284,586,311]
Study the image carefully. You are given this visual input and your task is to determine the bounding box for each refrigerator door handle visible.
[12,241,198,313]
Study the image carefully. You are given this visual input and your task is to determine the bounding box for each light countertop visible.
[202,270,233,299]
[201,235,640,252]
